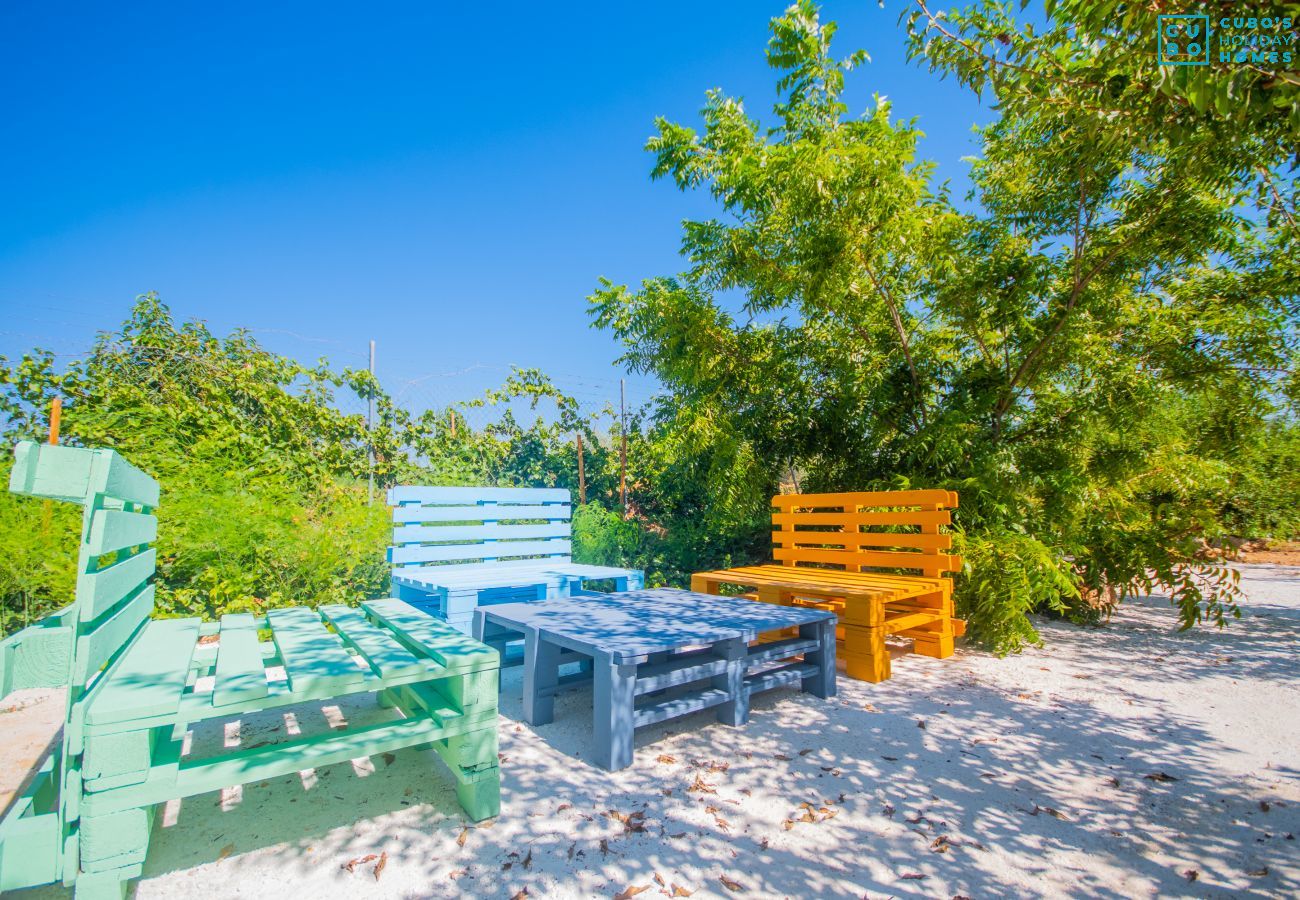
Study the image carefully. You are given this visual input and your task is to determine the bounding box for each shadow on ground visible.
[16,565,1299,899]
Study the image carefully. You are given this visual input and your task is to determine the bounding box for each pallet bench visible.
[0,442,502,899]
[474,588,836,770]
[692,490,965,683]
[388,486,644,634]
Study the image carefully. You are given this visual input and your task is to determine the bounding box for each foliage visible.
[589,1,1297,651]
[0,297,630,631]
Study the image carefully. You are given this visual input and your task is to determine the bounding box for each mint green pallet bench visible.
[0,442,502,899]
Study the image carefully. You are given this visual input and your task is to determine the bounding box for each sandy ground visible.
[16,564,1300,900]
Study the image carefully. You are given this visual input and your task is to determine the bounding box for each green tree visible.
[591,1,1297,651]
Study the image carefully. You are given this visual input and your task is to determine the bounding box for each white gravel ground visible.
[17,565,1300,899]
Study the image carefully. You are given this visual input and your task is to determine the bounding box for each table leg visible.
[801,619,837,698]
[522,629,561,725]
[713,637,749,726]
[593,653,637,770]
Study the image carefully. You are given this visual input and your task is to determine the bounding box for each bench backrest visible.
[3,441,160,883]
[771,489,961,579]
[388,486,572,572]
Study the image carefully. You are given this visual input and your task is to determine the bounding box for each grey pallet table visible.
[474,588,837,770]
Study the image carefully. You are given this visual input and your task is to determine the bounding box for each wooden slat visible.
[392,503,571,523]
[693,564,943,596]
[267,608,365,695]
[76,549,156,622]
[393,522,569,543]
[389,486,569,504]
[86,510,157,557]
[884,610,945,634]
[780,531,952,551]
[773,510,951,527]
[8,442,159,507]
[98,451,160,507]
[85,618,200,725]
[390,539,571,566]
[319,605,426,680]
[771,489,952,509]
[363,599,498,670]
[213,614,269,707]
[774,546,959,574]
[74,585,154,685]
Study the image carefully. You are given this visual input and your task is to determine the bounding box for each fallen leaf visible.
[511,890,529,900]
[900,872,927,880]
[862,703,879,712]
[759,837,769,850]
[613,886,650,900]
[567,842,576,860]
[342,853,378,873]
[599,838,610,857]
[1144,773,1178,783]
[719,875,744,891]
[917,720,927,730]
[881,755,898,762]
[671,886,694,897]
[447,868,467,880]
[557,803,572,812]
[382,752,396,766]
[217,844,235,861]
[798,749,813,756]
[773,753,792,761]
[1248,866,1269,877]
[373,851,387,881]
[658,755,676,764]
[930,836,951,853]
[654,873,666,887]
[1260,801,1271,812]
[882,804,896,818]
[456,828,469,848]
[783,819,795,831]
[1183,869,1199,882]
[688,775,717,794]
[523,848,533,869]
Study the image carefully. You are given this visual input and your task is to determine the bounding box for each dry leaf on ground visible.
[342,853,378,873]
[719,875,744,891]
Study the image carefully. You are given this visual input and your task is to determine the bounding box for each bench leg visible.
[522,630,561,726]
[713,638,749,726]
[73,868,130,899]
[842,624,890,682]
[455,769,501,822]
[800,619,837,698]
[593,656,637,770]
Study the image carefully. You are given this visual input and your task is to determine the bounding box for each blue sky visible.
[0,1,988,407]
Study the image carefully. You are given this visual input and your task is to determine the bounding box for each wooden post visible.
[41,396,61,535]
[48,396,62,444]
[576,433,586,504]
[619,380,627,512]
[450,410,457,437]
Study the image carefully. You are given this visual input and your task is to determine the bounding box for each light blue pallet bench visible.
[474,588,837,770]
[387,486,644,635]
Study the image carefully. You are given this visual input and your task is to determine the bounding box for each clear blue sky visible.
[0,1,988,406]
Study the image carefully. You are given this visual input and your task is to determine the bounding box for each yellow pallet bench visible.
[691,490,965,682]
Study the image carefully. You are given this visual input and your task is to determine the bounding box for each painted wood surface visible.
[1,441,503,899]
[387,484,644,633]
[476,588,836,770]
[692,489,966,683]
